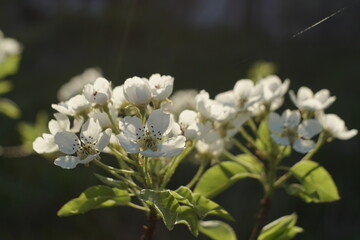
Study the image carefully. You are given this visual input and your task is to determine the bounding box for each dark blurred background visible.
[0,0,359,239]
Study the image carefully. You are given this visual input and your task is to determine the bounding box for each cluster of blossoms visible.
[0,30,22,64]
[33,72,357,168]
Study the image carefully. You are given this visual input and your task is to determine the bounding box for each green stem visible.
[105,108,120,134]
[128,202,149,212]
[248,118,258,136]
[239,127,257,146]
[186,158,209,189]
[144,157,153,188]
[274,132,327,189]
[160,143,195,189]
[231,138,260,163]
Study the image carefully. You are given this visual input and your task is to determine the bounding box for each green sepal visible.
[94,173,128,189]
[57,185,130,217]
[259,213,303,240]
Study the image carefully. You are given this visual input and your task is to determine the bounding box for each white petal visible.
[300,99,322,111]
[80,154,98,164]
[298,119,322,139]
[54,156,81,169]
[51,102,73,115]
[289,90,299,108]
[33,134,58,154]
[233,79,254,101]
[149,74,174,100]
[271,133,290,146]
[80,118,102,144]
[95,128,112,151]
[157,136,186,157]
[179,110,197,127]
[321,96,336,109]
[268,112,282,133]
[119,115,144,140]
[123,76,152,105]
[147,109,172,137]
[337,129,358,140]
[281,110,300,129]
[68,94,91,112]
[214,90,236,107]
[140,149,163,157]
[293,139,315,154]
[297,86,313,103]
[54,132,80,154]
[72,117,84,132]
[117,133,140,153]
[314,89,330,103]
[112,85,127,107]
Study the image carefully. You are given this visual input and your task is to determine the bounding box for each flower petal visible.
[95,128,112,151]
[80,118,102,144]
[33,134,58,154]
[157,136,186,157]
[337,129,358,140]
[117,133,140,153]
[271,133,290,146]
[268,112,282,133]
[281,110,300,129]
[54,156,81,169]
[54,132,80,154]
[147,109,172,137]
[119,115,144,140]
[293,139,315,154]
[298,119,322,139]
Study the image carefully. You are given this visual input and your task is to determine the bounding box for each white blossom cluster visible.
[0,30,22,64]
[33,72,357,169]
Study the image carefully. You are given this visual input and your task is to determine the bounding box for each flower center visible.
[136,125,163,152]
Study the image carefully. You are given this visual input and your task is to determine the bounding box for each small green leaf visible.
[94,173,127,189]
[0,55,21,79]
[176,206,199,236]
[0,98,20,118]
[259,213,303,240]
[0,80,13,95]
[57,185,130,217]
[192,193,234,222]
[194,161,253,198]
[290,160,340,203]
[140,189,179,230]
[199,220,237,240]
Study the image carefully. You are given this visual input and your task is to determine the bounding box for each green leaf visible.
[0,80,13,95]
[140,189,179,230]
[0,98,20,119]
[173,186,234,221]
[94,173,127,189]
[0,55,21,79]
[259,213,303,240]
[176,206,199,236]
[235,154,264,173]
[57,185,130,217]
[290,160,340,203]
[194,161,253,198]
[199,220,237,240]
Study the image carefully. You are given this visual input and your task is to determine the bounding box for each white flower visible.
[57,67,102,101]
[149,74,174,101]
[248,97,284,116]
[83,77,112,104]
[88,104,118,128]
[268,110,322,153]
[289,87,336,111]
[317,113,357,140]
[196,90,236,122]
[54,118,112,169]
[112,85,127,109]
[168,89,198,116]
[33,113,83,154]
[117,109,186,157]
[123,76,152,105]
[0,30,22,63]
[215,112,252,139]
[52,94,91,116]
[233,79,262,110]
[178,110,211,140]
[196,130,224,157]
[258,75,289,103]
